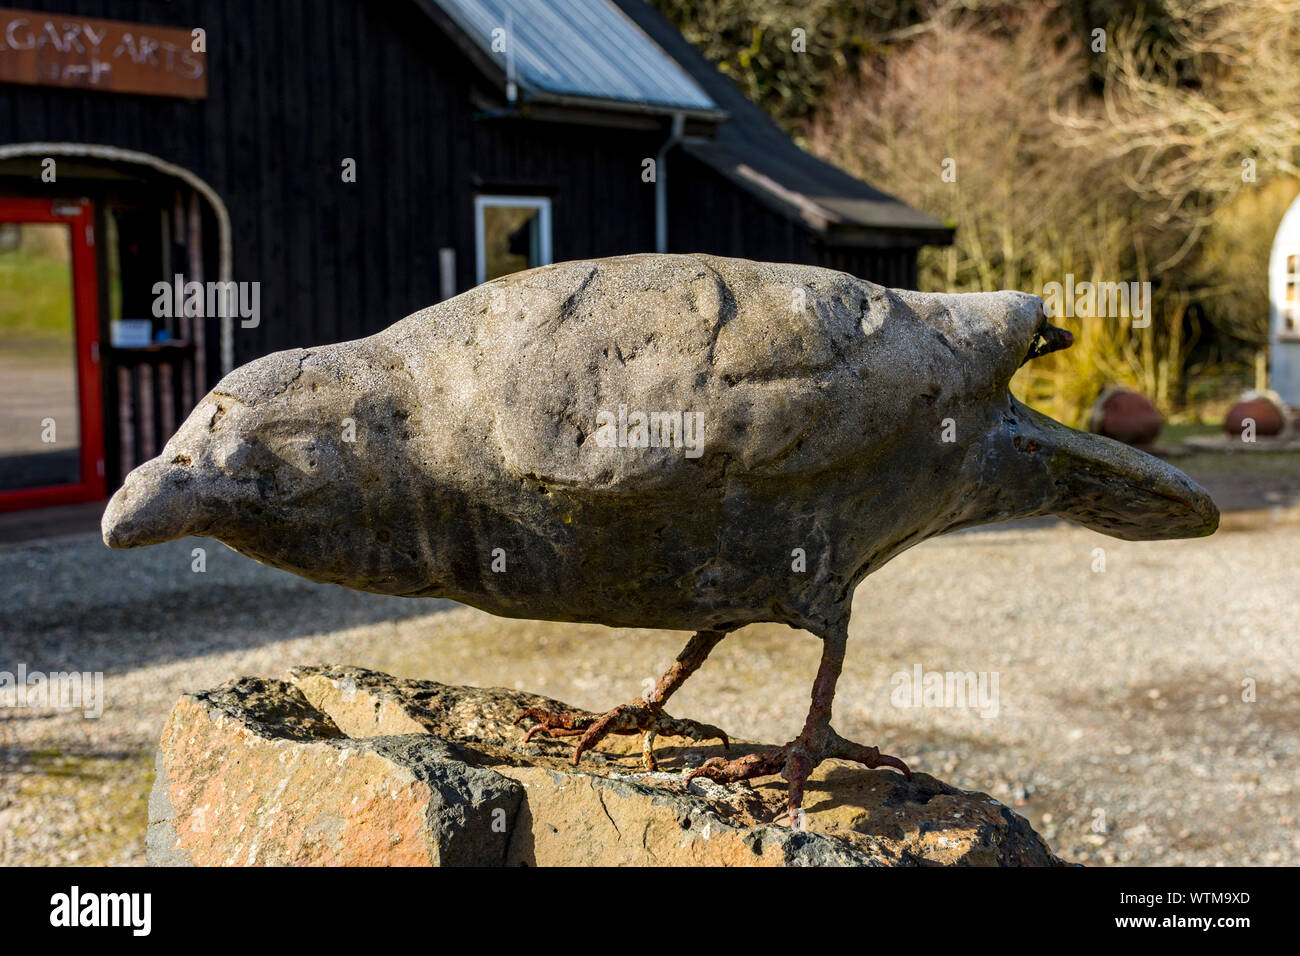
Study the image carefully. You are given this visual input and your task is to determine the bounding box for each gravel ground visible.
[1,507,1296,866]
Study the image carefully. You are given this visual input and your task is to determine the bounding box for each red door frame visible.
[0,197,106,512]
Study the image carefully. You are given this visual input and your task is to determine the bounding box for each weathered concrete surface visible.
[149,665,1068,867]
[104,254,1218,639]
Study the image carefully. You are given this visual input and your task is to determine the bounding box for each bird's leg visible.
[687,623,911,826]
[513,629,730,770]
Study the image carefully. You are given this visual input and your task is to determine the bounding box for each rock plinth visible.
[149,665,1068,867]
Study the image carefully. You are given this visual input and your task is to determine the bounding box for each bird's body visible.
[103,254,1219,819]
[104,254,1213,630]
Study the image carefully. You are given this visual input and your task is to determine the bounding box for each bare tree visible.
[808,5,1192,422]
[1054,0,1300,272]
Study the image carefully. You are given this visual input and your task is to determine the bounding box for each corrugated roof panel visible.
[430,0,718,112]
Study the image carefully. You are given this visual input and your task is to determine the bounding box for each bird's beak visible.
[101,457,206,548]
[1020,322,1074,366]
[1011,398,1218,541]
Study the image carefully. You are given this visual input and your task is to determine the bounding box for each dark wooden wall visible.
[667,150,919,288]
[0,0,666,376]
[1,0,920,384]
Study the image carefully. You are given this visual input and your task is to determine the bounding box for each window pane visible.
[483,205,542,281]
[0,222,81,490]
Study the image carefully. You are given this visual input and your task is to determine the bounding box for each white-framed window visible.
[1285,253,1299,337]
[474,195,552,285]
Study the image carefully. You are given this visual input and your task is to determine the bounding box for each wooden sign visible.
[0,8,206,99]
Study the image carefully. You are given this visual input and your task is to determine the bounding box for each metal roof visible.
[612,0,953,243]
[427,0,719,115]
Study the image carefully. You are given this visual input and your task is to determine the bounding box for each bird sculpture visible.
[102,254,1218,822]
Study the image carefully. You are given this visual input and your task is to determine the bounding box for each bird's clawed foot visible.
[686,728,911,827]
[514,701,729,770]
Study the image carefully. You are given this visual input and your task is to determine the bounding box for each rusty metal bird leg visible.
[687,622,911,827]
[513,628,731,770]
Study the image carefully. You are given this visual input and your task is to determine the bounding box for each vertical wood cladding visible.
[1,0,921,377]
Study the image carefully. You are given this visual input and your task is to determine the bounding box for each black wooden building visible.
[0,0,951,511]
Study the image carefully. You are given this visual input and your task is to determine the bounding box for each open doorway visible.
[0,148,230,512]
[0,197,104,510]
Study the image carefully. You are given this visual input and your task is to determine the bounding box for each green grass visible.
[1179,450,1300,477]
[1162,422,1224,444]
[0,249,73,343]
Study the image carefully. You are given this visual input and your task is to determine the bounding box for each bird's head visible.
[940,291,1218,541]
[102,348,375,556]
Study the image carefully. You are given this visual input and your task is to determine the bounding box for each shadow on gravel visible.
[0,746,149,777]
[0,535,452,674]
[0,584,449,674]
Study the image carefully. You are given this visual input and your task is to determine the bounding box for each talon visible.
[835,740,913,780]
[783,749,812,813]
[682,731,915,824]
[512,707,547,726]
[514,700,731,770]
[685,748,786,786]
[872,750,913,780]
[685,756,729,784]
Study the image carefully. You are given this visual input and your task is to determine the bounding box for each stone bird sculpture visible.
[102,254,1218,822]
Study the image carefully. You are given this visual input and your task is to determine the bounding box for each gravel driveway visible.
[1,507,1296,866]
